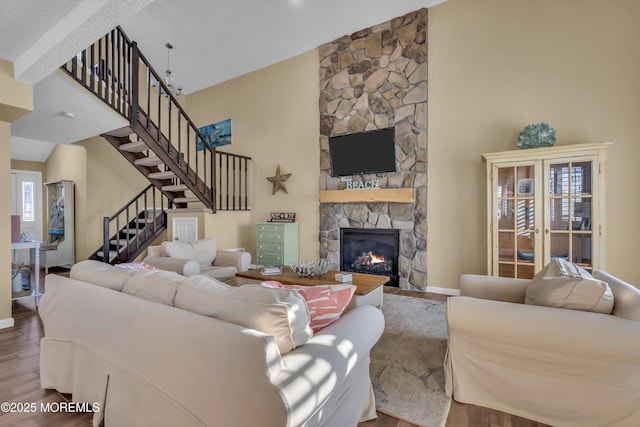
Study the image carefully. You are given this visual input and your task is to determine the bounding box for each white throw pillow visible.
[192,238,217,268]
[174,281,312,354]
[526,258,614,314]
[164,241,196,260]
[164,239,218,269]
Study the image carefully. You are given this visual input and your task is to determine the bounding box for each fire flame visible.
[369,252,385,264]
[355,251,386,266]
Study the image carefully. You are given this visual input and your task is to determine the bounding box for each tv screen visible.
[329,127,396,177]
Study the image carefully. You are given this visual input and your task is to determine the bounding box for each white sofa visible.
[143,238,251,280]
[445,269,640,427]
[39,260,385,427]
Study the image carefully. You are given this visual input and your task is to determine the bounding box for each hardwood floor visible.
[0,276,547,427]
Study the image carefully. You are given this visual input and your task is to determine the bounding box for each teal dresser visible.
[255,223,298,266]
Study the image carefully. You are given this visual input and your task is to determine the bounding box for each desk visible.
[11,241,41,306]
[235,267,389,307]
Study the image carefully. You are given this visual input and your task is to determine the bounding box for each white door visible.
[172,217,198,243]
[10,170,43,264]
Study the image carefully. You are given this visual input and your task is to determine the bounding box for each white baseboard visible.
[0,317,15,330]
[426,286,460,296]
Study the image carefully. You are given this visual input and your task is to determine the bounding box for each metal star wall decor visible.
[266,165,292,195]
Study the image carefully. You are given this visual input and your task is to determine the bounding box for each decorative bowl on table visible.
[289,260,331,277]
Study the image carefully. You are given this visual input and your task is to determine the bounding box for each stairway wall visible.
[44,136,149,260]
[186,50,321,260]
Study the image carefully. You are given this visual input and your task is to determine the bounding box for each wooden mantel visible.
[319,188,414,203]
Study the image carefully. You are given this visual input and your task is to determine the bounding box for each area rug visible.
[370,293,451,427]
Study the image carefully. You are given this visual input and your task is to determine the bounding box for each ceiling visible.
[1,0,446,162]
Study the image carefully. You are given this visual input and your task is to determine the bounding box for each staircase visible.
[61,27,251,263]
[94,185,167,263]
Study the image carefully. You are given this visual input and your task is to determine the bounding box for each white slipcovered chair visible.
[445,266,640,427]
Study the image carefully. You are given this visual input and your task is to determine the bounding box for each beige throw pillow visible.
[122,270,184,306]
[526,258,614,314]
[174,281,312,355]
[70,260,135,291]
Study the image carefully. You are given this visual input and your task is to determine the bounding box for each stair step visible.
[162,184,188,192]
[148,171,176,180]
[134,156,163,167]
[97,251,117,261]
[110,239,132,247]
[119,141,147,152]
[173,197,200,204]
[136,218,156,224]
[104,126,134,138]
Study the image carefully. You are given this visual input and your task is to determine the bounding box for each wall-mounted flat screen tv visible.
[329,127,396,177]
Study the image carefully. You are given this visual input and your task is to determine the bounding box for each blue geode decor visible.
[517,122,556,149]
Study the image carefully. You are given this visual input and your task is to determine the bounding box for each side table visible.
[11,241,41,307]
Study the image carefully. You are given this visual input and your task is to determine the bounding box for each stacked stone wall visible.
[318,9,427,290]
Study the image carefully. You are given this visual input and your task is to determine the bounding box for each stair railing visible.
[101,184,169,263]
[216,150,251,210]
[61,26,253,211]
[62,27,133,118]
[132,45,216,209]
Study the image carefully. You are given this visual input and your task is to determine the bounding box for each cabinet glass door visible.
[495,164,537,278]
[546,160,594,271]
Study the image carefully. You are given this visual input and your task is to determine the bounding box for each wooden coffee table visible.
[235,266,389,307]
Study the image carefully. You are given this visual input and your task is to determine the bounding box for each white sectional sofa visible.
[39,260,385,427]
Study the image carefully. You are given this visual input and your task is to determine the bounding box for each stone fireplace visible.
[318,9,427,291]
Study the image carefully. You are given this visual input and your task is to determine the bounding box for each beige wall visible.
[11,159,45,173]
[186,50,321,260]
[1,121,13,324]
[428,0,640,287]
[0,59,32,122]
[73,137,150,260]
[1,60,33,326]
[165,210,253,251]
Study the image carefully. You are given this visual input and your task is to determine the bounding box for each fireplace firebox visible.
[339,228,399,287]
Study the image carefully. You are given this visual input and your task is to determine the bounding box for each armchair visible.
[144,238,251,280]
[445,271,640,427]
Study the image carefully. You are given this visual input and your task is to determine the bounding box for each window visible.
[22,181,35,222]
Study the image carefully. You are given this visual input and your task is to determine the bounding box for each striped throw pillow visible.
[262,281,355,332]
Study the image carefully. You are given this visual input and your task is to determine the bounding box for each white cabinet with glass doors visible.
[482,142,611,279]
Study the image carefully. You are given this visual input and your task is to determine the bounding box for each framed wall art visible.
[197,118,232,150]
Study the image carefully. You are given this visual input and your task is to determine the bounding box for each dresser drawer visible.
[257,224,284,233]
[257,253,284,265]
[256,231,284,243]
[257,241,283,253]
